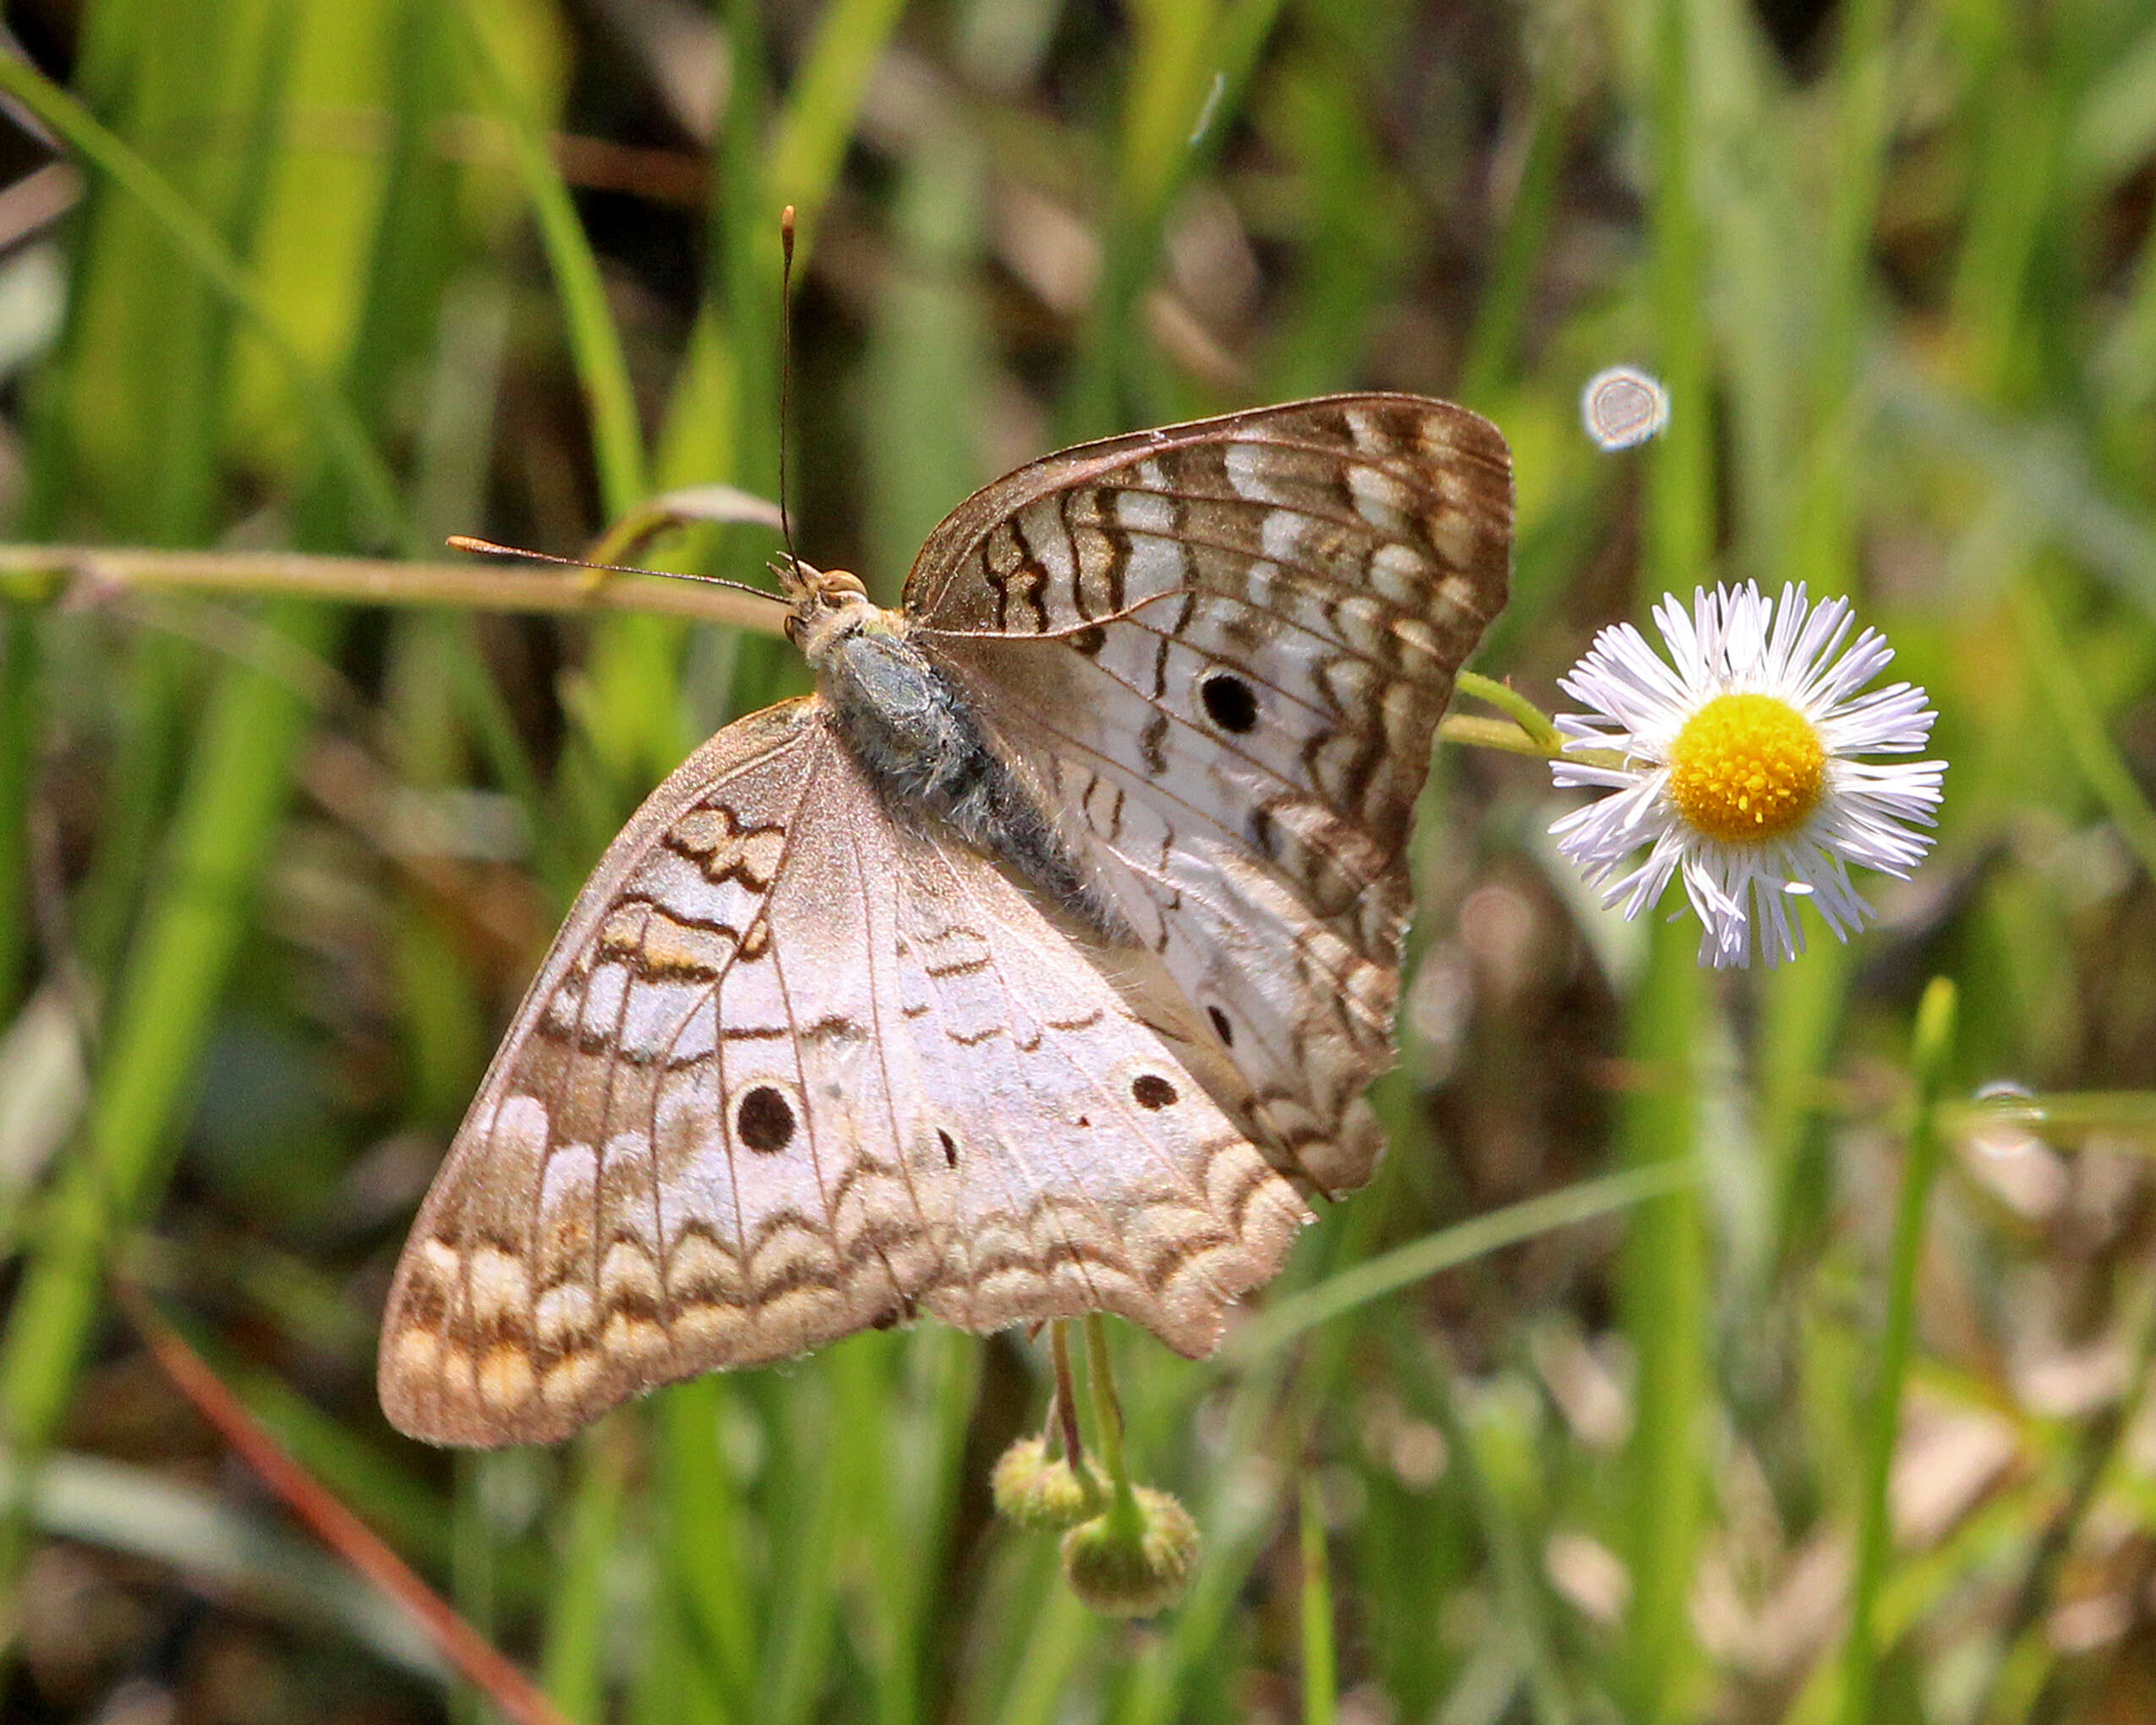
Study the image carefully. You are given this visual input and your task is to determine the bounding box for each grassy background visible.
[0,0,2152,1720]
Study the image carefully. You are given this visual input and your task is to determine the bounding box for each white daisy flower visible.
[1548,582,1945,968]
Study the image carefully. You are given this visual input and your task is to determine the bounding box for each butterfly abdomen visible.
[811,614,1130,939]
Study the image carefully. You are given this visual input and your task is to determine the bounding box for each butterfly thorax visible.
[788,567,1129,941]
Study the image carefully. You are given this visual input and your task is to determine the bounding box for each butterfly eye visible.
[1200,672,1259,734]
[736,1085,796,1153]
[1130,1074,1179,1110]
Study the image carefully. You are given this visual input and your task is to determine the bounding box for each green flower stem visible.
[1617,915,1707,1723]
[1438,715,1627,772]
[1050,1322,1086,1470]
[1084,1315,1142,1536]
[1453,670,1563,752]
[1838,977,1957,1725]
[1440,676,1631,771]
[1437,715,1557,759]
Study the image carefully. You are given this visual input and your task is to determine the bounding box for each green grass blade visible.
[1299,1477,1336,1725]
[1836,978,1957,1725]
[0,596,339,1553]
[1065,0,1287,435]
[543,1428,630,1723]
[0,1443,443,1677]
[0,55,410,550]
[993,1577,1098,1725]
[0,618,39,1019]
[767,0,911,238]
[862,127,993,594]
[759,1372,851,1725]
[657,1379,751,1725]
[1458,53,1568,404]
[1222,1161,1699,1363]
[452,0,643,520]
[2011,574,2156,883]
[1611,6,1716,1707]
[1397,1329,1574,1725]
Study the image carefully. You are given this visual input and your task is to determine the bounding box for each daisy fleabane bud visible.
[991,1436,1104,1531]
[1059,1487,1200,1617]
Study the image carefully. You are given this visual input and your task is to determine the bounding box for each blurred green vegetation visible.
[0,0,2151,1721]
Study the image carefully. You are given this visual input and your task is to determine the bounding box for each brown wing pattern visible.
[905,395,1512,1197]
[380,699,1307,1447]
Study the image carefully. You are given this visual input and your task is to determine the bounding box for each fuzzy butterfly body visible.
[380,394,1512,1446]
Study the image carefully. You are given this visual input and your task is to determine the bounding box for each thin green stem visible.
[1453,670,1562,752]
[1298,1478,1336,1725]
[1438,714,1551,758]
[1838,977,1957,1725]
[1084,1315,1141,1533]
[1617,915,1706,1724]
[1940,1089,2156,1144]
[1050,1322,1086,1468]
[0,543,790,632]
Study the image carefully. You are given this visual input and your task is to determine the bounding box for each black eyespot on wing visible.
[1200,672,1259,734]
[1131,1073,1178,1110]
[938,1128,959,1168]
[1207,1005,1234,1047]
[1068,624,1106,657]
[737,1085,796,1153]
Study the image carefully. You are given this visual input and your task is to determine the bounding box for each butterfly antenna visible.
[777,205,805,587]
[446,535,786,607]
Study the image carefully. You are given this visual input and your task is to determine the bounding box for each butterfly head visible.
[779,558,894,664]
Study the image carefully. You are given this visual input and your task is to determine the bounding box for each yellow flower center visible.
[1666,693,1826,845]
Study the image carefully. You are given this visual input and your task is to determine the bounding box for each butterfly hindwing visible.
[887,824,1309,1354]
[906,394,1513,1196]
[380,701,1307,1447]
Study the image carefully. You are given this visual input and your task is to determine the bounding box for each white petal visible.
[1546,578,1945,969]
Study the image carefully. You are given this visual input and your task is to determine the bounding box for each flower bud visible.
[990,1436,1102,1531]
[1059,1487,1200,1617]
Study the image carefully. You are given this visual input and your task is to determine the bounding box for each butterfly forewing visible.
[905,395,1512,1197]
